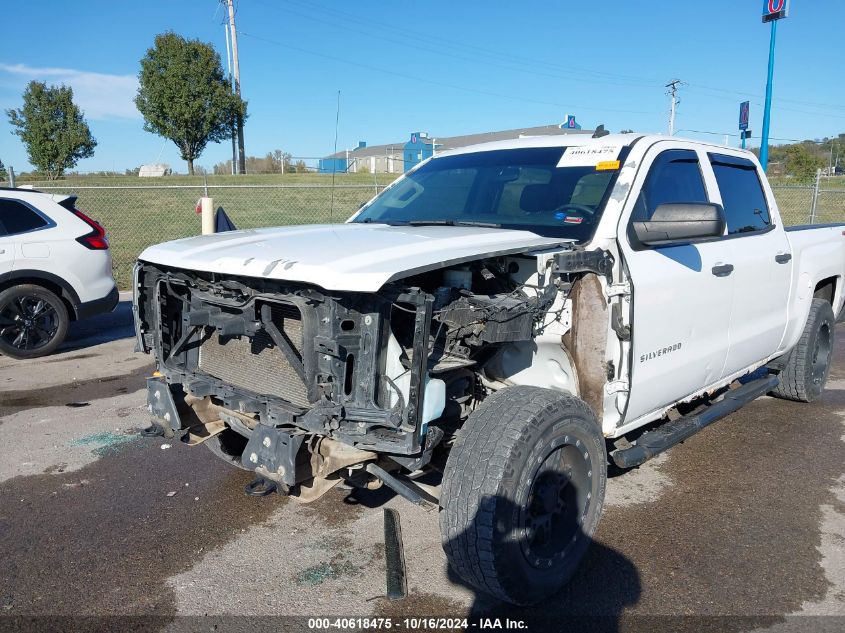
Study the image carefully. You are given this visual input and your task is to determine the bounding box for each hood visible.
[138,223,571,292]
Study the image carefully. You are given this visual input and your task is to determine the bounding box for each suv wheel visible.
[439,386,607,605]
[0,285,69,359]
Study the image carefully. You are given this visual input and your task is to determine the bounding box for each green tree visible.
[6,81,96,180]
[135,32,246,175]
[783,143,825,182]
[0,159,7,181]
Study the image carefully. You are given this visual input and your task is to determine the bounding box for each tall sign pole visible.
[739,101,751,150]
[760,0,790,171]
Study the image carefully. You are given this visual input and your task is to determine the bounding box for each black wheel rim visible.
[811,322,832,386]
[0,294,60,352]
[519,436,593,569]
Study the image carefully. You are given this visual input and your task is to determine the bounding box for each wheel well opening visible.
[0,278,77,320]
[813,277,837,306]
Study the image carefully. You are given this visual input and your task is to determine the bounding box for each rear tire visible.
[0,285,69,359]
[439,386,607,605]
[770,298,834,403]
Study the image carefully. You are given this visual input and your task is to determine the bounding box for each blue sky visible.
[1,0,844,174]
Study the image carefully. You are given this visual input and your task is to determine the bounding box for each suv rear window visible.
[708,154,771,234]
[0,199,49,236]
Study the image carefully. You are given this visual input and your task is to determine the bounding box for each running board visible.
[613,375,780,469]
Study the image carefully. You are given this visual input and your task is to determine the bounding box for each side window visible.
[631,149,708,222]
[709,153,771,234]
[0,199,49,236]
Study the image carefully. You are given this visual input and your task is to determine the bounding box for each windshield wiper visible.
[403,220,502,228]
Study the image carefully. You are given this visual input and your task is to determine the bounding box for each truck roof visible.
[441,133,749,158]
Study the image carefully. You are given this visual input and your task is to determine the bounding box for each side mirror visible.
[633,203,725,246]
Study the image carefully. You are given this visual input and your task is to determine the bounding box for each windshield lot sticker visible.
[557,144,623,168]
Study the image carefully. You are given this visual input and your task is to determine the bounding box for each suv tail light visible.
[72,208,109,250]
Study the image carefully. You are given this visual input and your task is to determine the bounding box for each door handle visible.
[775,253,792,264]
[711,264,734,277]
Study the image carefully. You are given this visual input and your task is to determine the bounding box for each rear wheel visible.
[439,386,607,605]
[770,298,835,403]
[0,285,69,359]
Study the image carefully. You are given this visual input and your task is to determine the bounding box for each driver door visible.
[618,144,734,424]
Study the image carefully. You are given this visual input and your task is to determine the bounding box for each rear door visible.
[617,143,734,423]
[708,153,791,374]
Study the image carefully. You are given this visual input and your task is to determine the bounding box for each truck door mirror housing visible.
[632,203,726,246]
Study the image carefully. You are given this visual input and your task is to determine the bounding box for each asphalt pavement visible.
[0,295,843,633]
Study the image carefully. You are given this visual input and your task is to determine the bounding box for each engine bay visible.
[133,247,593,495]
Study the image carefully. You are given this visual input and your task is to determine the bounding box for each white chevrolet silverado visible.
[134,134,845,605]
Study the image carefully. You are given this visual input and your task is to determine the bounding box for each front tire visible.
[0,285,69,359]
[439,386,607,605]
[770,298,834,403]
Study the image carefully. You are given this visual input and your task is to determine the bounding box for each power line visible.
[268,0,666,88]
[246,0,845,123]
[253,0,664,91]
[687,82,845,113]
[678,129,831,144]
[238,31,655,116]
[682,84,845,120]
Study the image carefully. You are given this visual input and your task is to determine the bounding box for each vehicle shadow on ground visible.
[348,470,641,632]
[442,495,640,633]
[59,299,135,352]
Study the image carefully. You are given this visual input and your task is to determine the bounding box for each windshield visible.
[352,147,625,241]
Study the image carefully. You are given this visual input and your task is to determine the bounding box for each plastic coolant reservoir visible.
[420,377,446,436]
[385,333,446,436]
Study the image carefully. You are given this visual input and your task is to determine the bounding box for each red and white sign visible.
[762,0,790,22]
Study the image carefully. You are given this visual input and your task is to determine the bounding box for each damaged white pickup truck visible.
[134,134,845,605]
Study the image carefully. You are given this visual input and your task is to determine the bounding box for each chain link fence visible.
[16,179,845,290]
[34,184,385,288]
[772,184,845,226]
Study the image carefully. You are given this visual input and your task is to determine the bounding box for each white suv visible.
[0,187,117,359]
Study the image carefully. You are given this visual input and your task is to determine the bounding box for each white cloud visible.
[0,62,139,120]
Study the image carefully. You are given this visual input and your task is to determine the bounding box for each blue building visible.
[403,132,437,172]
[317,157,348,174]
[319,123,592,174]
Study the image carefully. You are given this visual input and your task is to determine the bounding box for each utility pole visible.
[226,0,245,174]
[666,79,682,136]
[223,19,236,175]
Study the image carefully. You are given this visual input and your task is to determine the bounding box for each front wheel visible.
[0,285,69,359]
[770,298,835,403]
[439,386,607,605]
